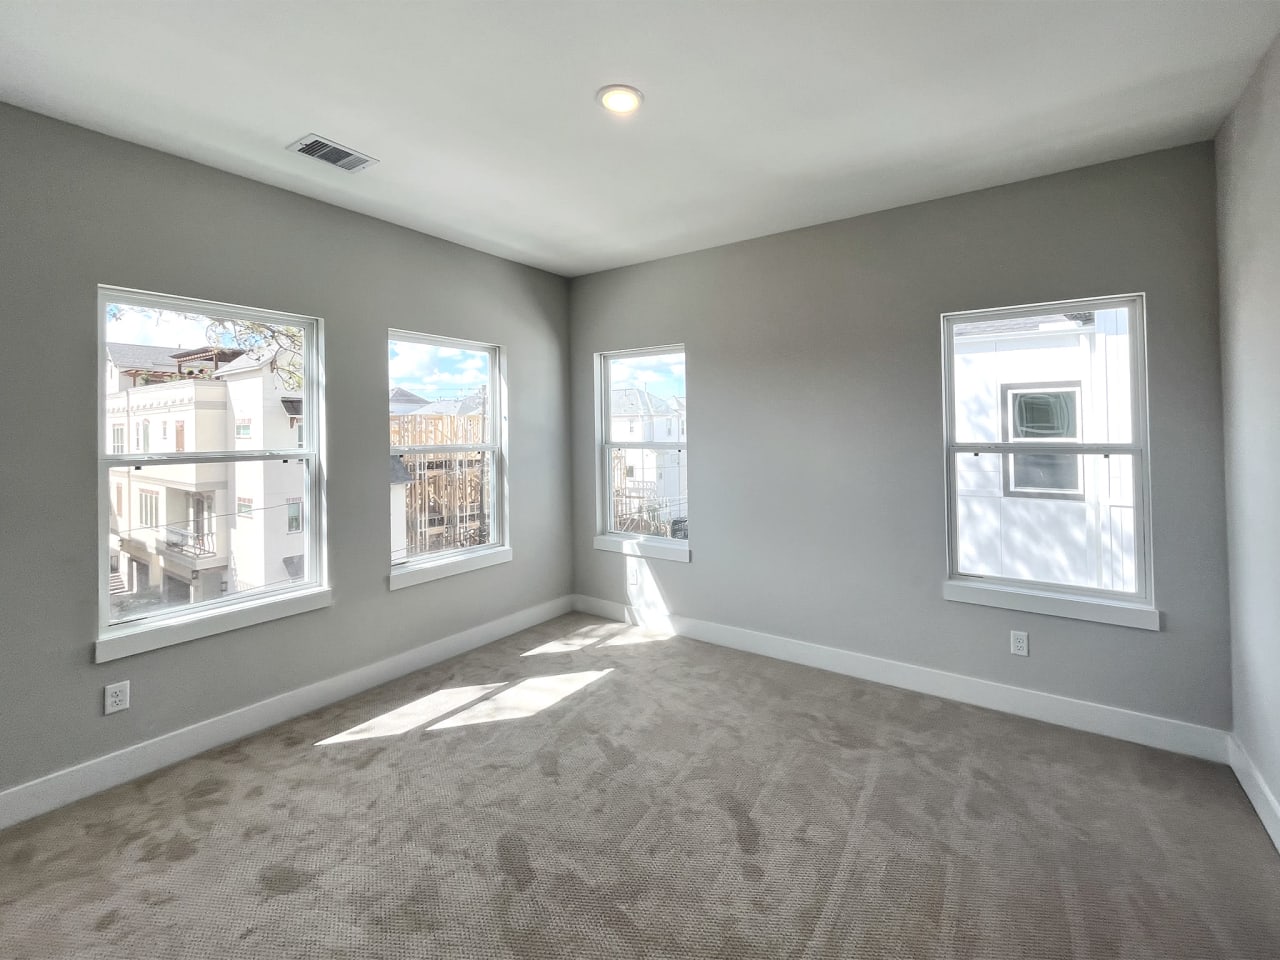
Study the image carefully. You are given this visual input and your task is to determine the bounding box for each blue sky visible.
[388,339,489,399]
[609,351,685,401]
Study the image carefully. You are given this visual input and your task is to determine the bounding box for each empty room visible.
[2,1,1280,957]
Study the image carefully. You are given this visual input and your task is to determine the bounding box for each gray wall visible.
[1218,37,1280,798]
[0,103,572,792]
[570,144,1231,728]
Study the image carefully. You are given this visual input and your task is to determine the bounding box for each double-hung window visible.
[942,294,1156,629]
[388,330,509,588]
[98,286,329,662]
[594,345,690,562]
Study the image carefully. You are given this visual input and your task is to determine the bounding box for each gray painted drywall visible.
[570,144,1231,728]
[0,103,572,792]
[1218,36,1280,797]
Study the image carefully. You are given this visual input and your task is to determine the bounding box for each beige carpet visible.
[2,613,1277,959]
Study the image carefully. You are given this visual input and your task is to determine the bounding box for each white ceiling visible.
[2,1,1279,277]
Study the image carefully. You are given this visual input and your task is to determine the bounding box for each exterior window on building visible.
[100,286,327,660]
[115,483,123,516]
[387,331,506,580]
[287,498,302,533]
[942,295,1153,624]
[596,345,689,560]
[138,489,159,531]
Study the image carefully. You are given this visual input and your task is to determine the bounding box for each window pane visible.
[104,302,306,453]
[392,450,494,563]
[607,351,686,443]
[388,338,492,445]
[608,447,688,538]
[954,452,1137,592]
[107,460,310,624]
[952,307,1132,444]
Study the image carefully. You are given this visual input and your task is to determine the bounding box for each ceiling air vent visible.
[287,134,378,173]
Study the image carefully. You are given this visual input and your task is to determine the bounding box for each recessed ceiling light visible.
[597,84,643,116]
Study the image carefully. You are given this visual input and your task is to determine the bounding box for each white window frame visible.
[594,344,690,563]
[941,293,1158,630]
[111,423,125,455]
[387,329,510,590]
[96,286,330,663]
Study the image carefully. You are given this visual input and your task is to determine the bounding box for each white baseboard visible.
[0,595,574,831]
[1229,736,1280,854]
[572,594,1230,764]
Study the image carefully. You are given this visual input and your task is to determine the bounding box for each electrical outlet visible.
[1010,630,1029,657]
[104,680,130,715]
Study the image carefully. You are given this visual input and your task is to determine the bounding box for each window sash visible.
[99,285,326,640]
[597,344,689,544]
[387,330,506,570]
[941,294,1152,604]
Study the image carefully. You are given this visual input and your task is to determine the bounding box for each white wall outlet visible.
[1010,630,1029,657]
[104,680,130,714]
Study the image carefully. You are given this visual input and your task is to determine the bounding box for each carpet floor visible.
[1,613,1278,959]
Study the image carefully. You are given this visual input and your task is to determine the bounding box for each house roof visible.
[954,313,1096,338]
[105,342,184,373]
[611,387,677,417]
[389,388,487,417]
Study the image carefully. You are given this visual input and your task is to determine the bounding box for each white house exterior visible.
[105,344,305,621]
[951,308,1137,592]
[608,387,688,537]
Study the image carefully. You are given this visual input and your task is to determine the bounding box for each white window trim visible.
[940,293,1158,630]
[97,285,329,661]
[594,344,691,562]
[593,533,690,563]
[387,329,509,586]
[389,544,513,590]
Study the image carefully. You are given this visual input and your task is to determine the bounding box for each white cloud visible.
[105,306,210,349]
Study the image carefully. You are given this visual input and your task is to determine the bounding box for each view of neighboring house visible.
[608,386,687,538]
[105,343,305,621]
[389,387,491,560]
[952,307,1137,591]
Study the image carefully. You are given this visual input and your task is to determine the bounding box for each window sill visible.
[943,579,1160,630]
[389,545,512,591]
[593,534,690,563]
[96,586,333,663]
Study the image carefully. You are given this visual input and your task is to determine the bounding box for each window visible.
[595,345,689,562]
[1003,383,1082,497]
[99,286,329,663]
[235,419,252,439]
[138,489,159,530]
[387,331,508,588]
[287,498,302,533]
[942,294,1156,629]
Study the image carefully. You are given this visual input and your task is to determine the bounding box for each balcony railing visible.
[164,525,217,558]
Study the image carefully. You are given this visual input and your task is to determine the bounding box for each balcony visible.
[159,525,225,574]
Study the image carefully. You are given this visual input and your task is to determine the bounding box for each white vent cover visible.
[287,134,378,173]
